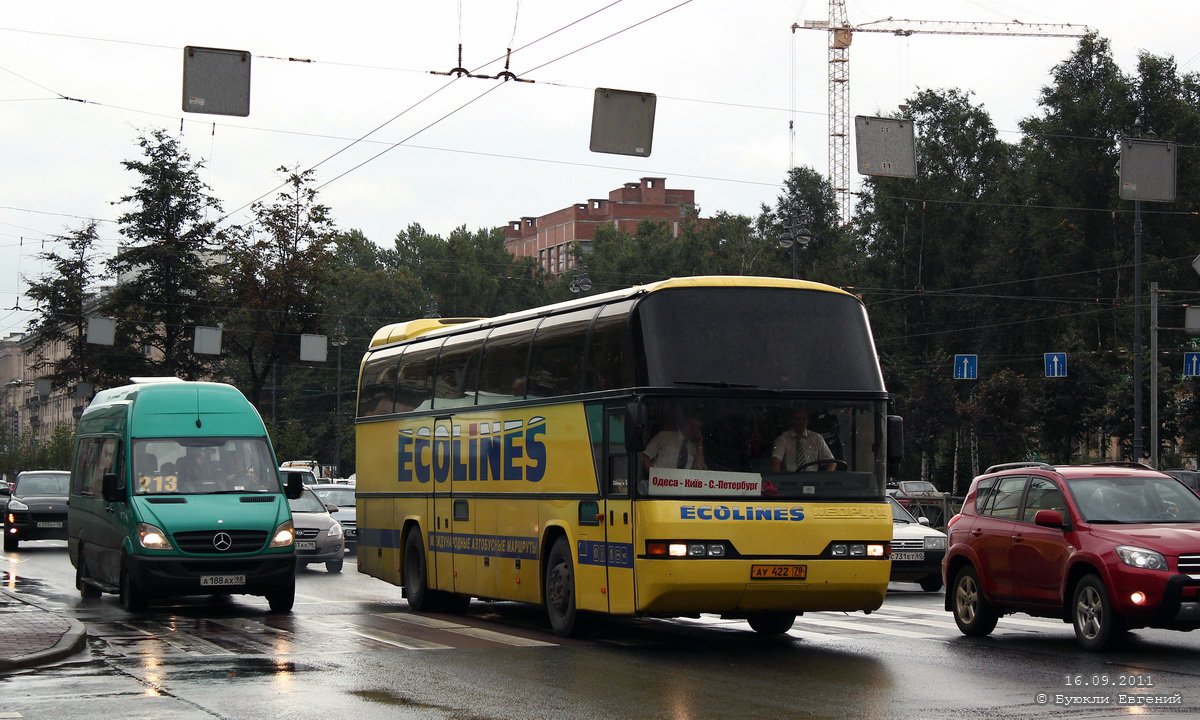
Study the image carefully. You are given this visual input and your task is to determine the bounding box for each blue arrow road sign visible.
[954,354,978,380]
[1186,352,1200,377]
[1044,352,1067,378]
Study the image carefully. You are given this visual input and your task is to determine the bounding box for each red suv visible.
[944,462,1200,651]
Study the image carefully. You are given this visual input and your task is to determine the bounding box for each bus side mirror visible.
[285,472,304,500]
[887,415,904,466]
[625,401,648,453]
[101,472,123,503]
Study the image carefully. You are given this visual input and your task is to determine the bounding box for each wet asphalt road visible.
[6,541,1200,719]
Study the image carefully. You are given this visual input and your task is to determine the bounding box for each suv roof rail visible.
[1084,461,1155,470]
[984,461,1056,474]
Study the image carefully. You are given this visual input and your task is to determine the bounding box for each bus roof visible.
[367,276,855,349]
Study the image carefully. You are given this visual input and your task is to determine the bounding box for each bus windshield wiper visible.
[674,380,760,389]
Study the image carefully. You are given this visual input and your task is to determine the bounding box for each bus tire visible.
[404,529,433,611]
[119,555,149,613]
[267,576,295,613]
[545,537,589,637]
[747,612,796,635]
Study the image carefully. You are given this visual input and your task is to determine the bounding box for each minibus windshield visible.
[132,437,279,495]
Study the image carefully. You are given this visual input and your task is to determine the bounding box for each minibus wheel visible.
[267,576,295,613]
[76,551,101,600]
[119,555,148,613]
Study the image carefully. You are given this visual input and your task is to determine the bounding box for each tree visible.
[103,128,225,383]
[221,166,337,409]
[23,222,108,391]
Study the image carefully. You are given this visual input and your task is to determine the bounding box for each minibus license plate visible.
[295,541,317,550]
[892,551,924,561]
[751,564,807,579]
[37,521,64,528]
[200,574,246,587]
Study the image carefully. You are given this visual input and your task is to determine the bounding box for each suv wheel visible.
[1072,574,1126,651]
[951,565,998,636]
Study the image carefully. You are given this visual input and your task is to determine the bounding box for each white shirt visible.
[772,428,833,471]
[644,430,703,469]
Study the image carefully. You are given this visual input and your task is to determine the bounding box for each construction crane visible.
[793,1,1091,224]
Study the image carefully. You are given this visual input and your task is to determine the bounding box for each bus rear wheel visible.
[747,612,796,635]
[545,537,589,637]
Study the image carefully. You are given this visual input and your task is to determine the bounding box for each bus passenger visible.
[771,410,835,472]
[643,412,707,470]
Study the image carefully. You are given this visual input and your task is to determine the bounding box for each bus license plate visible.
[892,551,924,561]
[37,521,64,528]
[295,541,317,550]
[751,564,807,579]
[200,574,246,587]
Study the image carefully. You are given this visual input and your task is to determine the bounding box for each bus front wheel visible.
[545,537,589,637]
[404,530,432,611]
[747,612,796,634]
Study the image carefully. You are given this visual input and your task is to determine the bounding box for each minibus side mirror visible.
[101,472,123,503]
[624,401,648,454]
[285,472,304,500]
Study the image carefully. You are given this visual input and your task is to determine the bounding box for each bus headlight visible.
[270,520,295,548]
[647,541,728,557]
[830,542,889,558]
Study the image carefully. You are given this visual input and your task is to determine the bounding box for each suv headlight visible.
[6,499,28,511]
[1115,545,1168,571]
[924,535,946,551]
[328,522,343,538]
[270,520,295,548]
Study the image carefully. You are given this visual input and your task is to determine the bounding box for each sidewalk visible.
[0,588,88,671]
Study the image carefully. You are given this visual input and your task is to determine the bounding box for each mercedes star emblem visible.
[212,532,233,551]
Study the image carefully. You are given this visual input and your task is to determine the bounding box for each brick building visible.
[502,177,697,274]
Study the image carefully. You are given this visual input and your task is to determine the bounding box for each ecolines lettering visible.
[398,418,547,483]
[679,505,805,521]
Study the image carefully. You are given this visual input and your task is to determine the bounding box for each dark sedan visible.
[4,470,70,551]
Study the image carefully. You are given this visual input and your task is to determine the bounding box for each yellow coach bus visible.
[355,276,902,636]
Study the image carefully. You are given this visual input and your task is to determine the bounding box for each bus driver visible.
[771,409,835,472]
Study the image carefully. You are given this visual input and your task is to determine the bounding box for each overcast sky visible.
[2,1,1197,340]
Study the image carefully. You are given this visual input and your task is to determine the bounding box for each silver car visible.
[288,486,344,572]
[311,484,356,553]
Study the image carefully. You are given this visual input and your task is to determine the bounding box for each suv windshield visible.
[288,489,328,513]
[1067,475,1200,524]
[314,488,355,507]
[14,473,69,496]
[133,438,278,495]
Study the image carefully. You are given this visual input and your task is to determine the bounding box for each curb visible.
[0,589,89,672]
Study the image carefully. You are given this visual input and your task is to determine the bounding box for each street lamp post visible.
[778,223,813,280]
[331,321,348,478]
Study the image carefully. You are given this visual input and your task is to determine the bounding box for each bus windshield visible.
[132,438,279,495]
[636,397,886,501]
[637,286,884,392]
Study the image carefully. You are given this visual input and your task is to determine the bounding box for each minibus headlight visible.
[136,522,172,550]
[270,520,295,548]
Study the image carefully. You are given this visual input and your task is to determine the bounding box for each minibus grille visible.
[173,530,269,553]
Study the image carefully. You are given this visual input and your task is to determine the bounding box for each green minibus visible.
[68,379,303,612]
